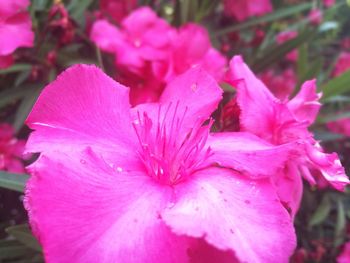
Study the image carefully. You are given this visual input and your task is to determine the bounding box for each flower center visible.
[132,102,213,185]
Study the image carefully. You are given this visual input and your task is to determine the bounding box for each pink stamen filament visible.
[132,102,213,185]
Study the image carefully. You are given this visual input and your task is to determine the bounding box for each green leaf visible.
[321,70,350,100]
[6,225,42,252]
[335,200,346,246]
[318,111,350,123]
[0,171,29,192]
[0,88,31,109]
[0,245,32,260]
[67,0,94,22]
[252,29,315,73]
[13,85,42,132]
[0,64,32,75]
[308,196,331,227]
[213,2,312,36]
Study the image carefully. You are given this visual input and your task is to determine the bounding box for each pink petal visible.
[26,65,140,169]
[228,56,282,139]
[272,163,303,218]
[25,149,192,262]
[337,242,350,263]
[287,80,321,124]
[207,132,295,178]
[0,54,13,69]
[305,143,349,190]
[0,0,29,18]
[160,67,222,124]
[0,12,33,55]
[162,167,296,263]
[90,19,125,53]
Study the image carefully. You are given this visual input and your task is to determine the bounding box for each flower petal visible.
[287,80,321,124]
[227,56,281,138]
[26,65,140,168]
[207,132,295,178]
[132,67,222,141]
[0,12,33,55]
[162,167,296,263]
[25,149,191,263]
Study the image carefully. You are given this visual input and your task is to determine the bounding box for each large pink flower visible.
[90,7,226,105]
[0,0,34,69]
[226,56,349,216]
[25,65,296,262]
[0,123,26,173]
[223,0,273,22]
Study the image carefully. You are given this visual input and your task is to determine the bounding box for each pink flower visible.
[327,117,350,137]
[226,56,349,216]
[337,242,350,263]
[333,52,350,77]
[223,0,273,22]
[0,123,26,173]
[276,31,298,62]
[25,65,296,262]
[308,8,323,25]
[0,0,34,69]
[90,7,226,105]
[323,0,335,7]
[100,0,137,23]
[260,68,297,100]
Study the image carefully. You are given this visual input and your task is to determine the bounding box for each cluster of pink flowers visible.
[0,0,34,69]
[23,52,349,261]
[90,6,227,105]
[223,0,273,21]
[14,1,349,262]
[0,123,26,173]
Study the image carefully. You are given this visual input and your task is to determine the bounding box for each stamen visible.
[132,102,212,185]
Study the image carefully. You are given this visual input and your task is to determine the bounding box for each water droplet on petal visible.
[80,159,86,164]
[191,83,198,92]
[116,167,123,173]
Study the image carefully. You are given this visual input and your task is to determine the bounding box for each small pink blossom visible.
[260,68,297,100]
[333,52,350,77]
[0,0,34,69]
[308,8,323,25]
[223,0,273,22]
[226,56,349,216]
[323,0,336,7]
[90,7,226,105]
[0,123,26,173]
[100,0,137,23]
[338,242,350,263]
[327,117,350,137]
[276,30,298,62]
[25,65,296,262]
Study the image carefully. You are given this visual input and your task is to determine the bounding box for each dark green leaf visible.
[335,200,346,246]
[13,85,42,132]
[252,29,315,73]
[213,3,312,36]
[321,70,350,100]
[0,64,32,75]
[6,225,41,252]
[0,245,32,260]
[308,196,331,227]
[0,171,29,192]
